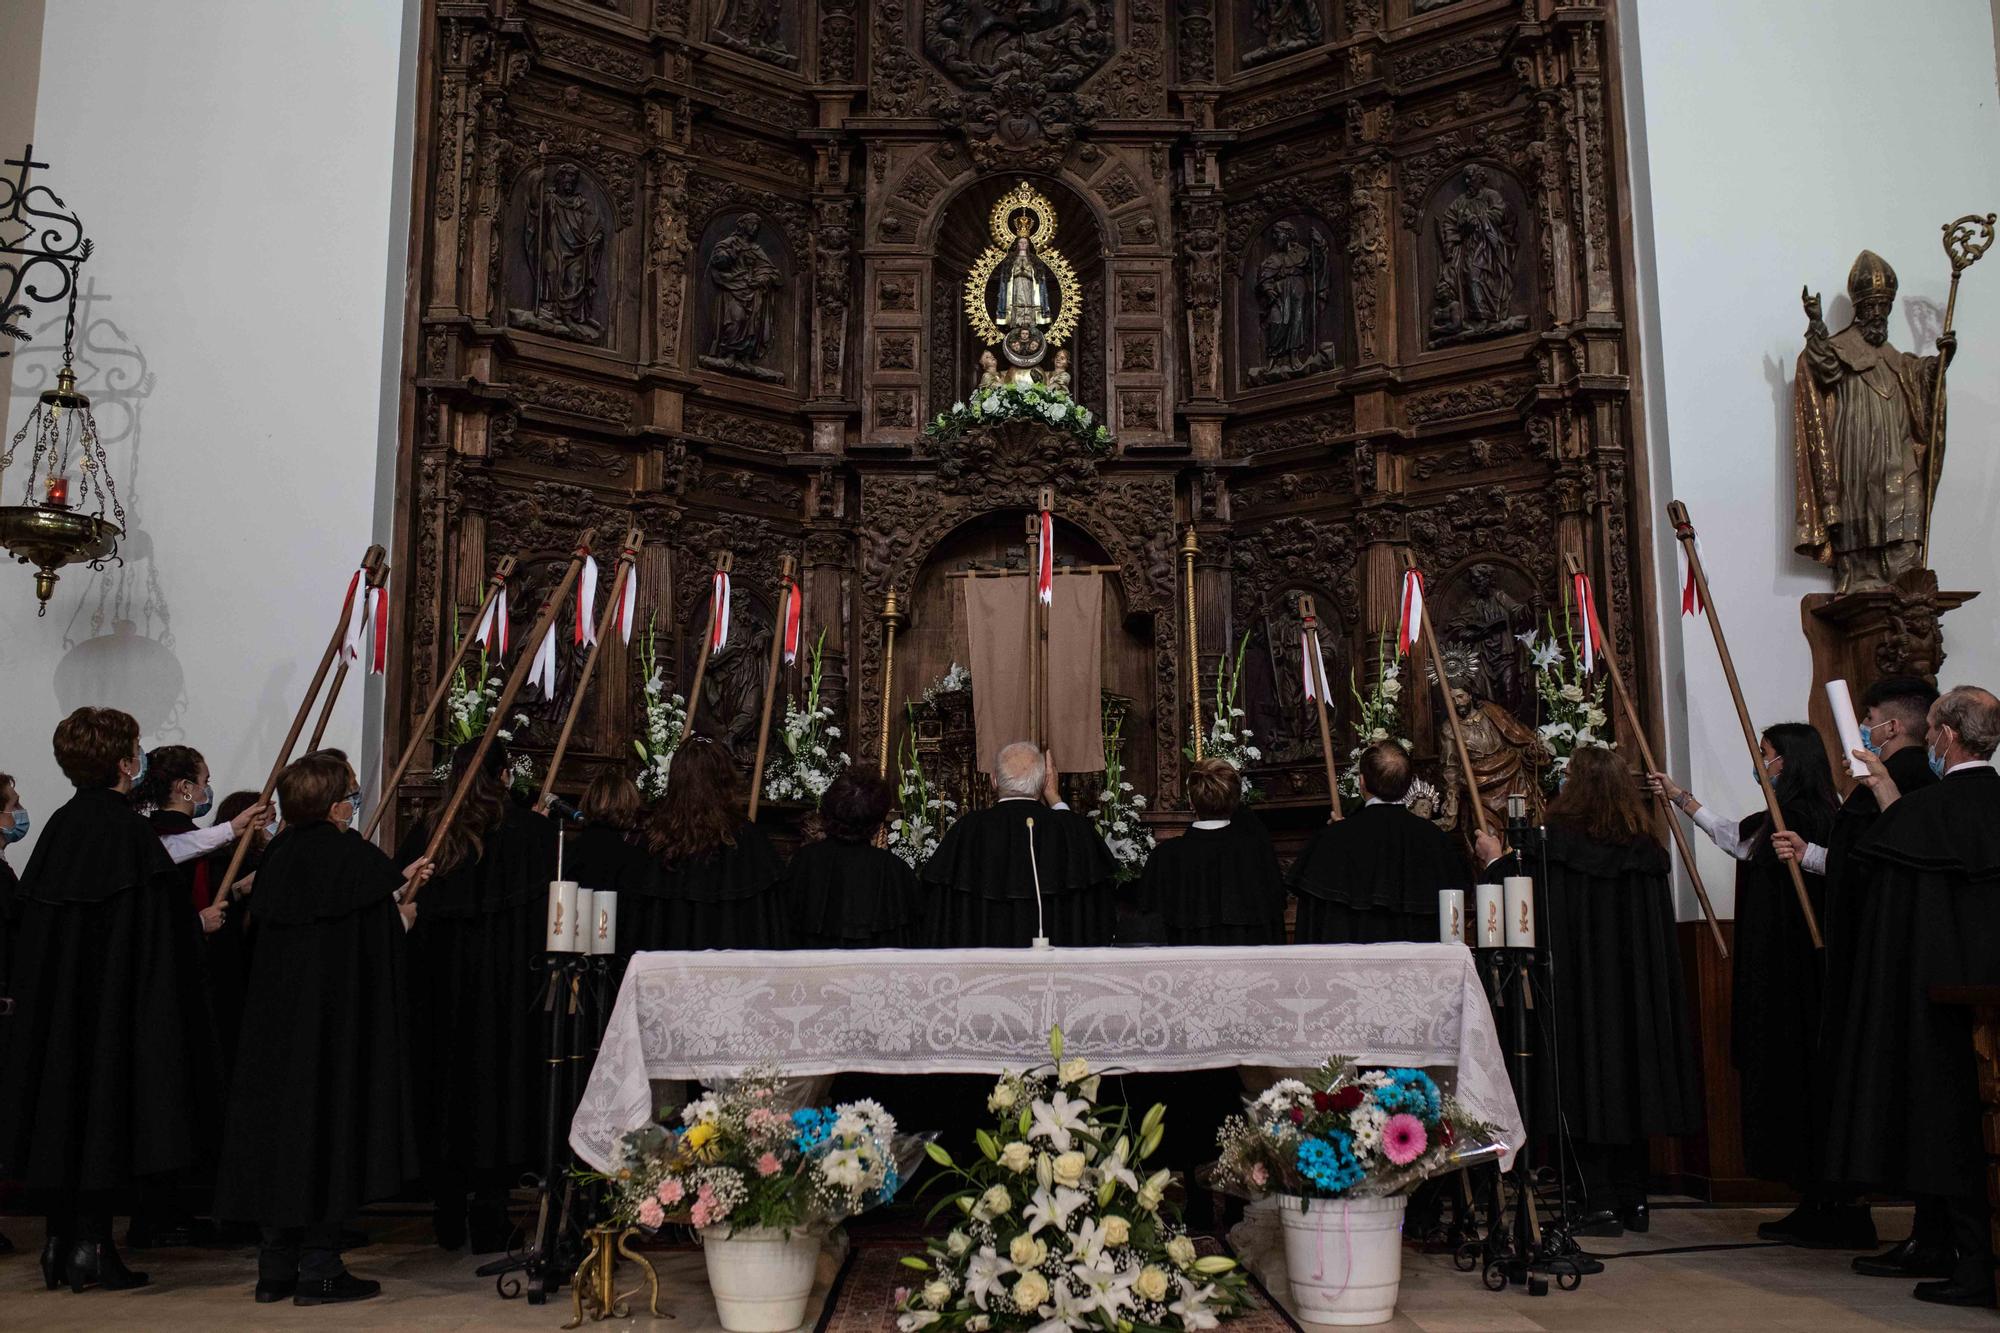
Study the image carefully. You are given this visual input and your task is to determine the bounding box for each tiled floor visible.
[0,1204,1990,1331]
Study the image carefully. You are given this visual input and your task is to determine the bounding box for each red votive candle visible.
[44,475,71,507]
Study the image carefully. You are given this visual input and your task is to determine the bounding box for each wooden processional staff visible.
[307,549,392,752]
[1297,594,1343,821]
[214,543,386,905]
[1026,489,1055,752]
[1561,551,1728,957]
[1406,559,1492,837]
[683,549,734,738]
[537,528,643,810]
[1184,527,1203,760]
[362,551,521,841]
[747,555,798,820]
[1668,502,1822,948]
[407,531,596,903]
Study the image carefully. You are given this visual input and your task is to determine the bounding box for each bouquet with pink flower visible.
[1213,1060,1496,1201]
[595,1069,921,1237]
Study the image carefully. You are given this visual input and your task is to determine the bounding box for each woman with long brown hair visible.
[631,736,788,951]
[1477,744,1700,1238]
[396,741,559,1254]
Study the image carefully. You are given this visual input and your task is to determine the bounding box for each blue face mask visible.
[192,783,214,819]
[1928,742,1948,779]
[1858,723,1881,757]
[341,790,363,830]
[130,748,148,789]
[1,808,27,843]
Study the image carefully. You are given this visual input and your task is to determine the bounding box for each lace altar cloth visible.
[569,943,1522,1172]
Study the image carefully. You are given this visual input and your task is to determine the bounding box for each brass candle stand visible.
[564,1224,666,1327]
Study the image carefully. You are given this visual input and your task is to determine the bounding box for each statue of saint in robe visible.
[1431,165,1526,345]
[995,214,1052,333]
[700,212,785,383]
[513,162,606,341]
[1794,250,1957,592]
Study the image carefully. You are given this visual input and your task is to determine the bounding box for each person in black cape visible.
[213,750,432,1306]
[632,736,790,951]
[1652,722,1862,1246]
[1771,677,1945,1276]
[0,708,221,1293]
[397,741,560,1253]
[0,769,25,1257]
[1823,685,2000,1308]
[789,769,922,948]
[1476,744,1700,1235]
[921,741,1117,947]
[1290,741,1470,943]
[1138,757,1284,946]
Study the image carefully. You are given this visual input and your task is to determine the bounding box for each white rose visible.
[921,1279,954,1308]
[978,1184,1012,1217]
[1134,1267,1171,1302]
[966,1319,990,1333]
[1560,683,1586,704]
[1008,1233,1047,1268]
[1101,1215,1131,1246]
[1011,1271,1050,1311]
[1057,1057,1090,1084]
[998,1141,1033,1173]
[989,1081,1018,1111]
[1165,1234,1198,1269]
[946,1229,971,1256]
[1051,1151,1088,1187]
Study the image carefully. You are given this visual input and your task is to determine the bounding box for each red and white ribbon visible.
[781,578,802,665]
[709,570,732,655]
[338,567,367,665]
[366,575,389,676]
[527,623,560,697]
[1397,569,1426,657]
[1037,510,1054,606]
[616,565,638,646]
[1299,629,1325,703]
[1573,572,1600,675]
[474,585,509,657]
[1678,540,1705,618]
[575,555,600,647]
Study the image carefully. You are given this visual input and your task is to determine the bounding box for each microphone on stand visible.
[1025,816,1052,950]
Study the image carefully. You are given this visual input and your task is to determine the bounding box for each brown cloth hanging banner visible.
[963,571,1105,775]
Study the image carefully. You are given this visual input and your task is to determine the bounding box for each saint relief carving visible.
[508,161,609,344]
[1242,0,1324,67]
[699,212,786,384]
[920,1,1114,164]
[1247,218,1337,386]
[1434,645,1548,837]
[1427,166,1528,348]
[1444,563,1528,712]
[711,0,797,70]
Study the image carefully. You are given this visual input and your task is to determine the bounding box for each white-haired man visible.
[1827,685,2000,1309]
[919,741,1115,947]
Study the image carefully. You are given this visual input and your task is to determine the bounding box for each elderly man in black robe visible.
[1826,685,2000,1309]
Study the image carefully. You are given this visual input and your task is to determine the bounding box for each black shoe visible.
[1619,1203,1650,1234]
[1788,1203,1877,1251]
[39,1233,69,1290]
[1567,1252,1607,1276]
[1913,1276,1997,1308]
[293,1272,381,1306]
[255,1278,298,1304]
[66,1240,150,1292]
[1573,1209,1624,1238]
[1853,1237,1958,1279]
[1756,1203,1815,1241]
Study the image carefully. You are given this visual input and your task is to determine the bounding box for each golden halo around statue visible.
[988,180,1059,250]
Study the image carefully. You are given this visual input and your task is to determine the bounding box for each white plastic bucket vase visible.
[701,1225,821,1332]
[1276,1193,1407,1326]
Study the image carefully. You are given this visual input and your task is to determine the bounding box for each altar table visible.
[569,943,1523,1173]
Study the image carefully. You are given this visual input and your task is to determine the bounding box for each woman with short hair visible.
[787,769,921,949]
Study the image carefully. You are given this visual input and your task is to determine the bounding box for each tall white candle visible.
[573,888,594,953]
[547,880,579,953]
[1474,883,1505,948]
[1438,889,1466,945]
[1504,876,1536,948]
[590,890,618,956]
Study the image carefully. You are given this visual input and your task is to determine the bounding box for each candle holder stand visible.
[479,950,620,1305]
[563,1223,666,1328]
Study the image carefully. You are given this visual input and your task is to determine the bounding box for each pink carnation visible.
[690,1199,713,1228]
[746,1108,784,1132]
[637,1198,665,1229]
[657,1178,685,1206]
[757,1151,783,1177]
[1382,1113,1428,1166]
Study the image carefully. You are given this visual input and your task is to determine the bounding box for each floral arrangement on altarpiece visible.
[1336,634,1443,818]
[633,618,689,800]
[889,701,962,869]
[1520,609,1611,796]
[924,382,1112,455]
[897,1028,1251,1333]
[1184,632,1261,800]
[1093,712,1154,882]
[763,628,851,808]
[432,649,537,796]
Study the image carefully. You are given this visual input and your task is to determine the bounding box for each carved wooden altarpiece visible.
[391,0,1662,843]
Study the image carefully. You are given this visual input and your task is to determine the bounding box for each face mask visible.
[1858,723,1879,757]
[1928,738,1948,779]
[192,783,214,818]
[341,790,363,830]
[0,808,27,843]
[264,819,281,839]
[129,749,148,789]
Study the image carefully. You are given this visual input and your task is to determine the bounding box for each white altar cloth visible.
[569,943,1523,1173]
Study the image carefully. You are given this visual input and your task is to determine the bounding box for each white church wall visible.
[1621,0,2000,915]
[0,0,414,852]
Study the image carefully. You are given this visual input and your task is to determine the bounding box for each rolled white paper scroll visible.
[1825,678,1870,779]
